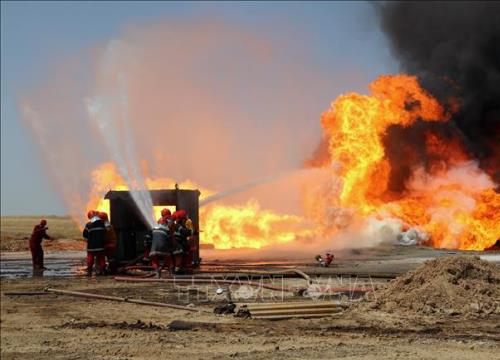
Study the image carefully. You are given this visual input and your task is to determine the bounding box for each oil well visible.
[105,189,201,265]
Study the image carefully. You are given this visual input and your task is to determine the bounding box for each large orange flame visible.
[83,162,311,250]
[308,74,500,250]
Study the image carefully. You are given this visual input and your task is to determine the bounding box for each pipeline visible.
[4,291,49,296]
[44,288,211,313]
[114,276,372,295]
[114,276,297,292]
[190,269,311,284]
[234,269,312,285]
[116,267,312,288]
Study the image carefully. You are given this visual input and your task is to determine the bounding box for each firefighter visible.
[83,210,107,276]
[29,219,53,272]
[99,212,117,274]
[149,215,173,278]
[172,210,193,275]
[158,208,172,224]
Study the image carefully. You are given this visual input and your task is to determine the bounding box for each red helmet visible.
[174,210,187,219]
[99,212,109,221]
[87,210,96,219]
[161,208,171,218]
[40,219,47,227]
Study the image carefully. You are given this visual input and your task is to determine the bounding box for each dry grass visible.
[0,216,84,252]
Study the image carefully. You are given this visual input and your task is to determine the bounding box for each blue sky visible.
[1,1,398,215]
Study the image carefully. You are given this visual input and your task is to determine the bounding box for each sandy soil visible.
[1,276,498,360]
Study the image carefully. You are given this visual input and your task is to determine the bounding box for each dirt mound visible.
[370,256,500,317]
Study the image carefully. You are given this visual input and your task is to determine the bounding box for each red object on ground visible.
[324,253,335,266]
[87,251,106,272]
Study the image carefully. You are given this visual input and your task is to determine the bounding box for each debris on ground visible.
[213,302,236,315]
[57,319,166,331]
[168,320,220,331]
[366,256,500,317]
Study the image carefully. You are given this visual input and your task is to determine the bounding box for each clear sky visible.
[1,1,398,215]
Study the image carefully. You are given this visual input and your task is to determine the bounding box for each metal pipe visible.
[229,269,311,285]
[113,276,297,292]
[241,302,343,311]
[198,268,311,282]
[44,288,211,313]
[252,312,341,320]
[114,276,371,294]
[4,291,49,296]
[247,308,341,316]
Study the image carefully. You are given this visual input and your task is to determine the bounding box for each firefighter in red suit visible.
[83,210,107,276]
[29,219,53,271]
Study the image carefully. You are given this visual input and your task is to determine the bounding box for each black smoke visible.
[377,1,500,184]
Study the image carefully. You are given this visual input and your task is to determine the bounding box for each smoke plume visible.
[377,1,500,184]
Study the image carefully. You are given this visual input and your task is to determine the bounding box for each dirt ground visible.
[2,221,499,359]
[1,275,499,360]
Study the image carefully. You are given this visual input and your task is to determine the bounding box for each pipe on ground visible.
[114,276,298,292]
[114,277,372,294]
[44,288,211,313]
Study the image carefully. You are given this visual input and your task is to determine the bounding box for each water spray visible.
[199,168,324,207]
[86,40,155,228]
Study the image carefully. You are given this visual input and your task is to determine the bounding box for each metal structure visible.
[104,189,201,265]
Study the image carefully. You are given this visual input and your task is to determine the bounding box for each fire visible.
[84,162,311,249]
[201,201,312,250]
[82,75,499,251]
[85,163,128,218]
[308,74,500,250]
[85,163,214,222]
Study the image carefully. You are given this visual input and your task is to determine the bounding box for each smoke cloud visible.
[377,2,500,184]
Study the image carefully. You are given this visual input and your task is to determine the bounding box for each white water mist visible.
[86,40,155,228]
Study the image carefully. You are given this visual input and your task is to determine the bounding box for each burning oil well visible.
[19,3,499,254]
